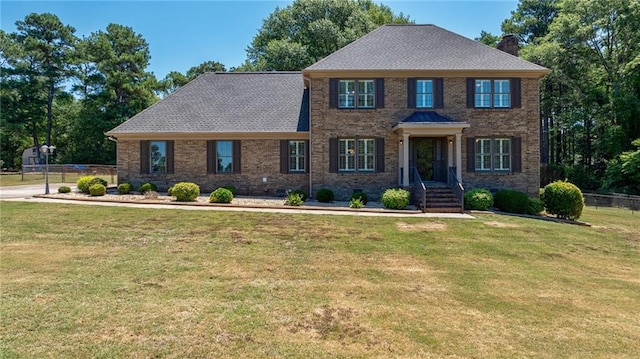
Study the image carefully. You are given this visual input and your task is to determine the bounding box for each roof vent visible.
[497,34,519,57]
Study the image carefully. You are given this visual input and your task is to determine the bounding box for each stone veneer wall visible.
[309,77,541,199]
[116,139,308,195]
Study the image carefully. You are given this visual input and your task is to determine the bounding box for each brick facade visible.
[117,139,308,195]
[309,76,541,199]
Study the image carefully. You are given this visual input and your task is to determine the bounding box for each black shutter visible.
[466,137,475,172]
[434,78,444,108]
[512,137,522,172]
[329,138,338,173]
[140,140,150,174]
[329,78,338,109]
[407,78,416,108]
[233,140,241,173]
[466,78,475,108]
[511,78,521,108]
[375,137,385,173]
[280,140,289,174]
[166,140,174,174]
[207,140,215,174]
[375,78,385,108]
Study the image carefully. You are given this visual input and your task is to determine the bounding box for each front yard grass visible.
[0,173,111,187]
[1,203,638,358]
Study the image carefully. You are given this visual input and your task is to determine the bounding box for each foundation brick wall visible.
[309,76,541,199]
[117,139,308,195]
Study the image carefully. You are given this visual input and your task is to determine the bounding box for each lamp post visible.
[40,144,56,194]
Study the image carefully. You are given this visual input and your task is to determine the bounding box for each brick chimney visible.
[497,34,519,56]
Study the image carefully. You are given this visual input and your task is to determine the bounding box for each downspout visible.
[303,76,312,198]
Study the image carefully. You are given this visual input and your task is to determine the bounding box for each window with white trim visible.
[339,138,375,172]
[289,141,306,172]
[475,79,510,108]
[416,79,434,108]
[339,79,374,109]
[475,138,511,171]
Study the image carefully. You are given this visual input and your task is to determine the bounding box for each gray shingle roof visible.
[107,72,309,135]
[305,24,548,72]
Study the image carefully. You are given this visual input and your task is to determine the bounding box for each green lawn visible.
[1,203,638,358]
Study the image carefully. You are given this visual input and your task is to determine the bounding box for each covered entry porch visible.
[393,112,470,212]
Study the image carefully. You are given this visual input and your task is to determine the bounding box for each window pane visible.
[358,80,374,108]
[493,80,510,108]
[217,141,233,173]
[475,139,492,171]
[289,141,305,172]
[150,141,167,173]
[339,139,355,171]
[416,80,433,108]
[339,80,355,108]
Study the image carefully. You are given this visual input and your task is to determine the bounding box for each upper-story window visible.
[330,78,383,109]
[416,80,434,108]
[339,80,374,109]
[471,79,517,109]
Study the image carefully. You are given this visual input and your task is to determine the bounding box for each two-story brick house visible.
[107,24,549,208]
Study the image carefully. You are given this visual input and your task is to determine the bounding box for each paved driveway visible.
[0,184,75,199]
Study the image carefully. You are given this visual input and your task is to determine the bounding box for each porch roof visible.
[393,111,470,135]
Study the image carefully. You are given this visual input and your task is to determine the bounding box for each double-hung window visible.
[216,141,234,173]
[474,79,511,108]
[339,138,375,172]
[338,80,374,109]
[150,141,167,173]
[475,138,511,172]
[289,141,306,172]
[416,80,434,108]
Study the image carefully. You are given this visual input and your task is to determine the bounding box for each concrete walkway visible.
[0,184,474,219]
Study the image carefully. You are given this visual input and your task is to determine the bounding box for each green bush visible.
[171,182,200,202]
[117,183,133,195]
[210,188,233,203]
[285,192,304,206]
[527,198,545,216]
[464,188,493,210]
[77,175,96,194]
[58,186,71,194]
[350,191,368,205]
[349,197,364,209]
[222,185,238,196]
[89,183,106,196]
[542,180,584,220]
[290,189,308,201]
[316,188,334,203]
[138,182,157,194]
[167,186,174,196]
[494,189,530,214]
[381,188,410,210]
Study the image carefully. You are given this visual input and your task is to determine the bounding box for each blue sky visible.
[1,1,518,79]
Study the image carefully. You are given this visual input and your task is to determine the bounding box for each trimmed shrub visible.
[464,188,493,210]
[89,177,108,188]
[381,188,410,210]
[222,185,238,196]
[316,188,334,203]
[117,183,133,195]
[494,189,530,214]
[527,198,545,216]
[350,191,368,205]
[349,197,364,209]
[290,189,308,201]
[171,182,200,202]
[58,186,71,194]
[542,180,584,220]
[89,183,106,196]
[167,186,174,196]
[210,188,233,203]
[138,182,157,194]
[77,175,96,194]
[285,192,304,206]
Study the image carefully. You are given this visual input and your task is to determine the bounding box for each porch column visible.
[456,133,463,181]
[447,136,454,168]
[402,133,410,187]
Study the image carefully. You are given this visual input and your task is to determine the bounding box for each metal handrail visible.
[448,167,464,212]
[413,167,427,213]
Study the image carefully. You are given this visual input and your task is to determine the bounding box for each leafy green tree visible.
[0,14,76,167]
[502,0,559,44]
[602,138,640,194]
[475,30,502,47]
[246,0,412,70]
[161,60,226,94]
